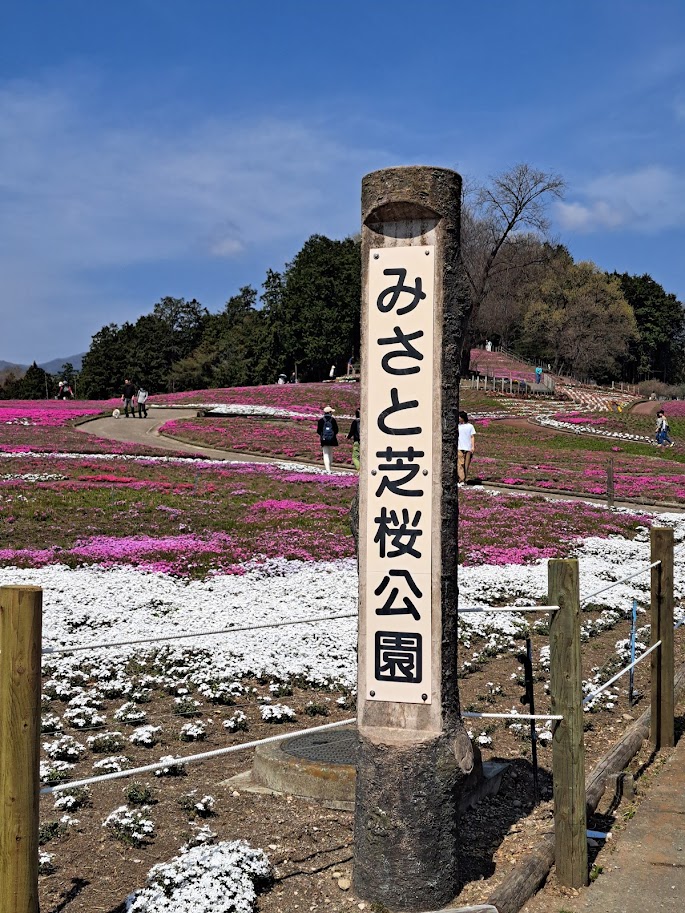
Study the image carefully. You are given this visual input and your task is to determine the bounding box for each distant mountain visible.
[39,353,86,374]
[0,360,26,375]
[0,353,85,376]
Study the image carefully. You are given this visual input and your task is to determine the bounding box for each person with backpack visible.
[137,387,149,418]
[316,405,339,472]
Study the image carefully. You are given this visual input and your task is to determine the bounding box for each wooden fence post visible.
[650,527,674,749]
[607,458,615,508]
[549,559,588,888]
[0,586,42,913]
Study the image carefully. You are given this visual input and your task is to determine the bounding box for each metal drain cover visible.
[282,727,356,766]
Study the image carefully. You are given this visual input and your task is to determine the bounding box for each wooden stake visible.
[548,559,588,888]
[650,526,674,749]
[607,457,614,508]
[0,586,42,913]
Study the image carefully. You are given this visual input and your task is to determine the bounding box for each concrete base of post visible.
[353,728,472,911]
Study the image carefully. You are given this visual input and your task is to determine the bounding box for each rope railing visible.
[462,711,562,721]
[582,641,662,706]
[41,716,356,795]
[42,611,359,656]
[459,605,559,614]
[580,560,661,606]
[44,604,564,656]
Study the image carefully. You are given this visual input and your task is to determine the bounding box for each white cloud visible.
[555,165,685,234]
[0,82,372,267]
[208,238,245,258]
[0,76,385,360]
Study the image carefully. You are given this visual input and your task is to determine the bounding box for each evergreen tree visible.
[612,273,685,383]
[18,362,53,399]
[275,235,361,381]
[79,324,123,398]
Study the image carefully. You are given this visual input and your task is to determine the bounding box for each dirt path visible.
[77,407,351,472]
[77,408,283,463]
[630,399,661,416]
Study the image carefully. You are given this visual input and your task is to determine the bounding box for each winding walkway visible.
[79,408,282,462]
[76,407,348,470]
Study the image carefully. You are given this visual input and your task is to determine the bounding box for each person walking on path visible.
[122,379,136,418]
[656,409,675,448]
[457,410,476,484]
[316,405,339,472]
[137,387,149,418]
[347,409,360,471]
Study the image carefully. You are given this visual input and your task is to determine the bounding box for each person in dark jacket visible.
[121,379,136,418]
[316,405,339,472]
[347,409,360,471]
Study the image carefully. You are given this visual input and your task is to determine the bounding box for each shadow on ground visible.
[458,757,553,887]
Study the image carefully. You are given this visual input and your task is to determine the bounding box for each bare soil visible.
[38,616,685,913]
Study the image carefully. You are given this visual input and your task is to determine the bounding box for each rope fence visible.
[44,604,563,658]
[457,526,678,892]
[462,711,563,721]
[0,525,680,901]
[580,560,661,606]
[41,716,356,795]
[582,640,662,706]
[459,605,559,614]
[42,611,359,656]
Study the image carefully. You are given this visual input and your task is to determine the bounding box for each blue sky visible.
[1,0,684,364]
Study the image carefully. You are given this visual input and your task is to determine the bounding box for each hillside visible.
[0,352,85,376]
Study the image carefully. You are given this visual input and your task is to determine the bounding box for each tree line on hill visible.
[2,164,683,401]
[0,361,78,400]
[470,245,685,386]
[74,234,361,399]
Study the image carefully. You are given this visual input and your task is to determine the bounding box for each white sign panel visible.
[365,245,435,705]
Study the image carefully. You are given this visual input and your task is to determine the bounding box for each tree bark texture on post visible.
[650,526,674,749]
[0,586,42,913]
[548,559,588,889]
[353,166,472,911]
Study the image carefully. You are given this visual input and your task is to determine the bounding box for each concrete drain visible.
[282,728,357,766]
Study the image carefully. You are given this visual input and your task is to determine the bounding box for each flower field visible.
[0,448,653,575]
[151,382,361,416]
[545,405,685,447]
[159,415,357,466]
[477,421,685,503]
[0,399,168,455]
[2,388,685,912]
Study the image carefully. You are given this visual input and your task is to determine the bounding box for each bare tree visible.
[460,164,566,345]
[471,234,559,347]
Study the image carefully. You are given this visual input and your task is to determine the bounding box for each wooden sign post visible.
[353,167,473,910]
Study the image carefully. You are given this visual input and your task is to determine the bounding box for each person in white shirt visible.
[457,410,476,484]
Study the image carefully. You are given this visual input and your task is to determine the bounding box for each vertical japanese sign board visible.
[365,246,435,706]
[354,167,470,912]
